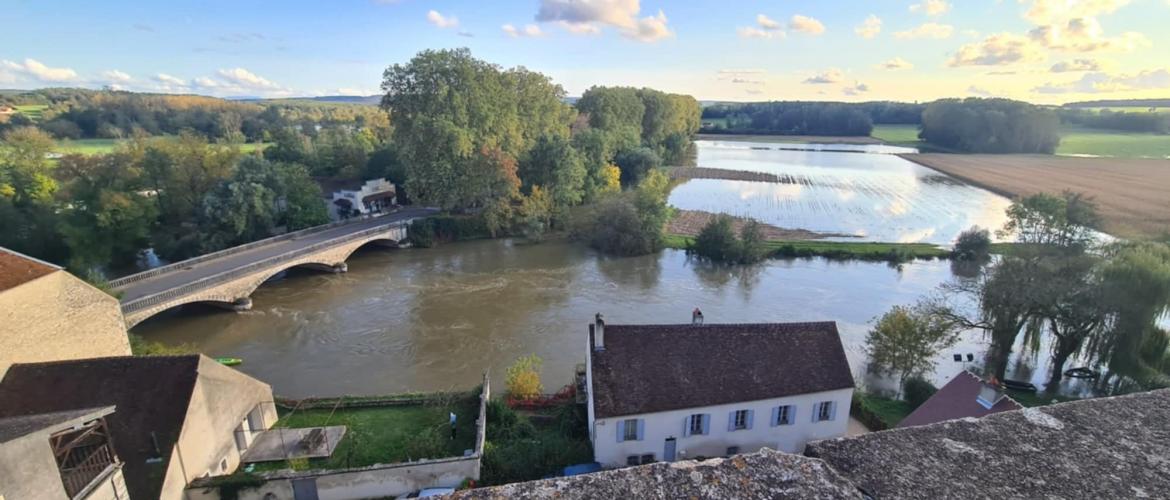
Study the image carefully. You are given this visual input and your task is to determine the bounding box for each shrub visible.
[505,354,544,400]
[902,376,938,408]
[953,226,992,260]
[404,427,446,460]
[690,215,768,264]
[407,218,435,248]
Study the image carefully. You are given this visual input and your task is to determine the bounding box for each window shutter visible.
[812,403,819,423]
[701,414,710,435]
[617,420,626,442]
[636,419,645,441]
[683,417,691,437]
[830,402,837,421]
[727,411,737,432]
[771,407,780,427]
[788,405,795,425]
[745,410,754,430]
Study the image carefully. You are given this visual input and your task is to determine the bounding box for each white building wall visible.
[590,388,852,468]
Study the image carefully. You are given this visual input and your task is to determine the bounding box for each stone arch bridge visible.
[112,208,436,328]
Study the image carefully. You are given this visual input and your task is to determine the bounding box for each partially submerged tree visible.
[999,191,1100,250]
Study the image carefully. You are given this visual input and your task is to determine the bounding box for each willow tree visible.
[1094,242,1170,384]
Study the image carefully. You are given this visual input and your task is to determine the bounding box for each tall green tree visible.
[1000,191,1100,250]
[1095,242,1170,380]
[866,304,962,388]
[520,135,586,215]
[55,152,157,270]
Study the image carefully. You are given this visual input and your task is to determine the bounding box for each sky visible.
[3,0,1169,104]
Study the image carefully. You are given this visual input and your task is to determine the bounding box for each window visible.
[726,446,740,456]
[640,454,655,464]
[815,401,835,422]
[623,419,639,441]
[688,414,705,435]
[627,455,640,466]
[732,410,749,430]
[774,405,794,426]
[220,458,229,472]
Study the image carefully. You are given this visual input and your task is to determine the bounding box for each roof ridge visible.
[9,354,201,369]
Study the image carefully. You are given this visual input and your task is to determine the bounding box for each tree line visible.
[382,48,697,249]
[700,101,876,136]
[0,88,391,144]
[1057,108,1170,134]
[867,192,1170,393]
[920,98,1061,154]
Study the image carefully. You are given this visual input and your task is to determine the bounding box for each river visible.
[133,140,1092,398]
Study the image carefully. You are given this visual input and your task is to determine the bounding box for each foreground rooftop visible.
[460,388,1170,499]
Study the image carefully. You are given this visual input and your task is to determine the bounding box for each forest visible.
[0,48,700,277]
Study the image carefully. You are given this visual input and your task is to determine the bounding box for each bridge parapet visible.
[110,213,401,289]
[120,220,412,327]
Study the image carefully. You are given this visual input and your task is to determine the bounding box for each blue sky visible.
[3,0,1168,103]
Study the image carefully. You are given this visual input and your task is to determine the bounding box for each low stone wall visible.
[187,375,490,500]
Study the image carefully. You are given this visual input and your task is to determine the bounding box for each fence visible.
[120,220,414,314]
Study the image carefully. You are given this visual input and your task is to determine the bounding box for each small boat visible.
[215,357,243,367]
[1001,379,1037,392]
[1063,367,1100,379]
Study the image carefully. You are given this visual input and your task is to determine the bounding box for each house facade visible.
[0,355,277,500]
[327,178,397,220]
[0,247,131,378]
[585,316,854,467]
[0,406,128,500]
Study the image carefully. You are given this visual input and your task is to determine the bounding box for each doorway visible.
[664,437,677,462]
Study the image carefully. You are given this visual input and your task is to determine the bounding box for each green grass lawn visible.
[663,233,949,262]
[1056,127,1170,158]
[873,123,1170,158]
[252,398,479,472]
[13,104,48,121]
[50,138,269,156]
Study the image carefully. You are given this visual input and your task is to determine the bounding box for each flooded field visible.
[668,140,1013,244]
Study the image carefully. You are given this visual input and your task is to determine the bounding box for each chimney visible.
[976,381,1005,409]
[594,313,605,351]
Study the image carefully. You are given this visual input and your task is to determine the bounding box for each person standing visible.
[449,412,457,439]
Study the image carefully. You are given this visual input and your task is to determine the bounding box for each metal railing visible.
[60,444,117,498]
[121,220,413,314]
[110,212,404,289]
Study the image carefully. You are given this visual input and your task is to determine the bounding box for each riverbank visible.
[696,133,882,144]
[662,234,949,262]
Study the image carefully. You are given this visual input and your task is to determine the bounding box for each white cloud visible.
[426,10,459,29]
[910,0,951,16]
[536,0,672,42]
[1027,17,1148,52]
[948,33,1046,66]
[894,22,954,39]
[216,68,282,91]
[624,10,672,42]
[154,73,186,86]
[803,69,844,84]
[1050,58,1102,72]
[1022,0,1131,25]
[855,15,882,39]
[843,82,870,96]
[0,58,79,83]
[881,57,914,70]
[738,14,785,39]
[789,15,826,35]
[101,70,132,83]
[1034,68,1170,93]
[334,87,378,96]
[503,24,545,38]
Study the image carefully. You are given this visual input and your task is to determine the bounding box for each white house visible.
[584,315,855,468]
[327,178,396,220]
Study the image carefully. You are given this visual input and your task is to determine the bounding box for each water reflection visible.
[668,140,1013,244]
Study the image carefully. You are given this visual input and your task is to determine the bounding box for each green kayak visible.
[215,357,243,366]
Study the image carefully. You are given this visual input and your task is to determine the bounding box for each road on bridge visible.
[115,208,436,302]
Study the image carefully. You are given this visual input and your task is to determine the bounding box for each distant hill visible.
[245,95,382,105]
[1064,98,1170,108]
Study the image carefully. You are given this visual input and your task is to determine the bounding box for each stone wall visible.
[0,272,131,379]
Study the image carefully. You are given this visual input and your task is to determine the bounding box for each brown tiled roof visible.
[590,322,854,418]
[897,370,1022,428]
[0,356,201,500]
[0,247,60,292]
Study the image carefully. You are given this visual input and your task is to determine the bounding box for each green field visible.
[51,138,269,156]
[663,233,949,262]
[1068,106,1169,113]
[873,123,1170,158]
[13,104,48,121]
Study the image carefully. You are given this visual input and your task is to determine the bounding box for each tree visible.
[1034,254,1109,389]
[1000,191,1100,250]
[1094,242,1170,380]
[920,98,1060,153]
[520,135,586,215]
[55,152,157,270]
[505,354,544,400]
[278,163,329,230]
[866,304,962,387]
[0,127,58,205]
[517,186,553,241]
[198,156,282,251]
[953,226,992,261]
[614,147,661,185]
[691,215,767,264]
